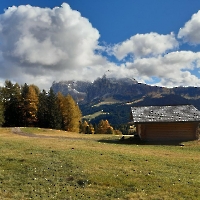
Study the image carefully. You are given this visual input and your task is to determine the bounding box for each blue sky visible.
[1,1,200,89]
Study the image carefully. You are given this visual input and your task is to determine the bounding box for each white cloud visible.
[0,3,200,89]
[178,10,200,44]
[0,3,109,89]
[126,51,200,87]
[110,32,178,60]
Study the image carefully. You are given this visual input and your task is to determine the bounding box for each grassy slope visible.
[0,128,200,200]
[82,111,109,121]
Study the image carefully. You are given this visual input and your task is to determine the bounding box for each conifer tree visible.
[0,95,4,126]
[0,80,21,126]
[25,85,39,126]
[94,123,98,134]
[56,92,67,130]
[97,119,106,134]
[21,84,39,126]
[21,83,29,126]
[47,88,62,129]
[63,94,82,132]
[37,90,49,128]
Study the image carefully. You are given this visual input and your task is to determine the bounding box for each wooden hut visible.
[130,105,200,141]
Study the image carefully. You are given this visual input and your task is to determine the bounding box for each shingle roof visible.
[130,105,200,123]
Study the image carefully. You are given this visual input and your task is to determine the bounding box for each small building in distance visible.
[130,105,200,141]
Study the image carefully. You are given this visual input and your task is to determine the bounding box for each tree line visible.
[0,80,117,134]
[0,80,81,132]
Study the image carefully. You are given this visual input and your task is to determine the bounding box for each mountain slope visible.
[52,75,172,104]
[52,76,200,127]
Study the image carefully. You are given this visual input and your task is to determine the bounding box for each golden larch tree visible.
[25,85,39,126]
[57,93,82,132]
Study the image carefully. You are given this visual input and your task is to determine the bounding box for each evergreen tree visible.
[94,123,98,134]
[0,95,4,126]
[37,90,49,128]
[21,83,30,126]
[0,81,22,126]
[47,88,62,129]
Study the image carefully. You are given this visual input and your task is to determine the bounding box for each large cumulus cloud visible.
[0,3,109,89]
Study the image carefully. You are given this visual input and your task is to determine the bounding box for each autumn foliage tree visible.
[80,120,94,134]
[96,119,114,134]
[57,93,82,132]
[25,85,39,126]
[65,94,82,132]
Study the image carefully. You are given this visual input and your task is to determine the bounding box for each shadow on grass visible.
[98,136,144,145]
[98,136,186,146]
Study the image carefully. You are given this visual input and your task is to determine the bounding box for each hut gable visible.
[130,105,200,141]
[131,105,200,123]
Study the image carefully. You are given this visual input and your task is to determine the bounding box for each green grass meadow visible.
[0,128,200,199]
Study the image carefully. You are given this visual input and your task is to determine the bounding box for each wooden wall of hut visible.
[136,122,199,141]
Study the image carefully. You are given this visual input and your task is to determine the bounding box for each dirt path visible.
[11,127,38,137]
[11,127,95,141]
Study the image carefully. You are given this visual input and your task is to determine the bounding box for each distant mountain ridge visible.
[52,76,200,126]
[52,75,200,104]
[52,75,140,103]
